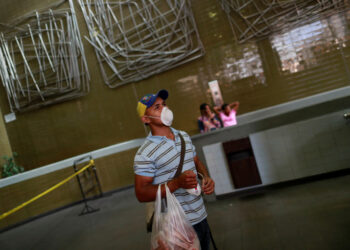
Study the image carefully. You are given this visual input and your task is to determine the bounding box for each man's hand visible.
[201,176,215,195]
[175,170,197,189]
[193,155,215,195]
[135,171,197,202]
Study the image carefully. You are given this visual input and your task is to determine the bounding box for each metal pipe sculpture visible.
[79,0,204,88]
[0,0,90,112]
[218,0,348,43]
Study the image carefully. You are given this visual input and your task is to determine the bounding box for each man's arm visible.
[134,170,197,202]
[193,156,215,195]
[213,106,221,116]
[229,101,240,111]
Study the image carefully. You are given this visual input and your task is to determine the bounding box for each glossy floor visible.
[1,174,349,250]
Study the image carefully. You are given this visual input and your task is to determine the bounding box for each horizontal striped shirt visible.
[134,128,207,225]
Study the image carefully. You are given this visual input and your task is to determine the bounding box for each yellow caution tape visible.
[0,160,95,221]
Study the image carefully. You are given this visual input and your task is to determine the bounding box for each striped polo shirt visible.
[133,128,207,225]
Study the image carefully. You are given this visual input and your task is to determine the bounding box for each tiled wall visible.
[1,0,350,170]
[0,107,12,165]
[203,109,350,196]
[250,109,350,184]
[0,167,82,230]
[0,148,137,231]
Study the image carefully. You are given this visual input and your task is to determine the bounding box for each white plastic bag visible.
[151,184,200,250]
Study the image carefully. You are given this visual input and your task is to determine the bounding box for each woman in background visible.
[198,103,222,133]
[214,101,239,127]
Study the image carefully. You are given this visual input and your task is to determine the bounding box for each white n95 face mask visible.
[145,107,174,126]
[160,107,173,126]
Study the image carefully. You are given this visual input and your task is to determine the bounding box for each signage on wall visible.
[208,80,224,107]
[4,113,16,123]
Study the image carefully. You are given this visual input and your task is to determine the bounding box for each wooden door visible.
[223,138,262,189]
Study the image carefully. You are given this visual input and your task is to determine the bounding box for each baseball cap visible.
[136,89,168,117]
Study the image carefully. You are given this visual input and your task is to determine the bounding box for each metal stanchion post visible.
[73,155,100,216]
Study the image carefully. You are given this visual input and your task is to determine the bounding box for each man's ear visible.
[141,115,150,124]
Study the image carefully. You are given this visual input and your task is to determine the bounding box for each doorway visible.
[223,138,262,189]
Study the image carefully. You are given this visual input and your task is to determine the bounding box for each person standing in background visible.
[214,101,240,127]
[198,103,222,133]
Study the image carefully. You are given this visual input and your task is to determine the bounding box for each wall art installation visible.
[0,0,90,112]
[79,0,204,88]
[218,0,348,43]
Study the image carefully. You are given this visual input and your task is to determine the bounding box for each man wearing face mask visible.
[134,89,215,250]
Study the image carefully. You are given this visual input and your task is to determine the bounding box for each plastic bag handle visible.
[155,184,162,214]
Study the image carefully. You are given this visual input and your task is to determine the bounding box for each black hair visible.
[200,103,208,111]
[221,103,229,111]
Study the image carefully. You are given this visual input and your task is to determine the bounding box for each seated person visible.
[214,101,239,127]
[198,103,222,133]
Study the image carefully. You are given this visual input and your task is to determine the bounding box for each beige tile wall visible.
[0,148,138,230]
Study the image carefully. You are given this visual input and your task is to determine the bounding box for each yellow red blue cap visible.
[136,89,168,117]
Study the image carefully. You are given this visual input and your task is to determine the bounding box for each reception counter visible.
[192,86,350,197]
